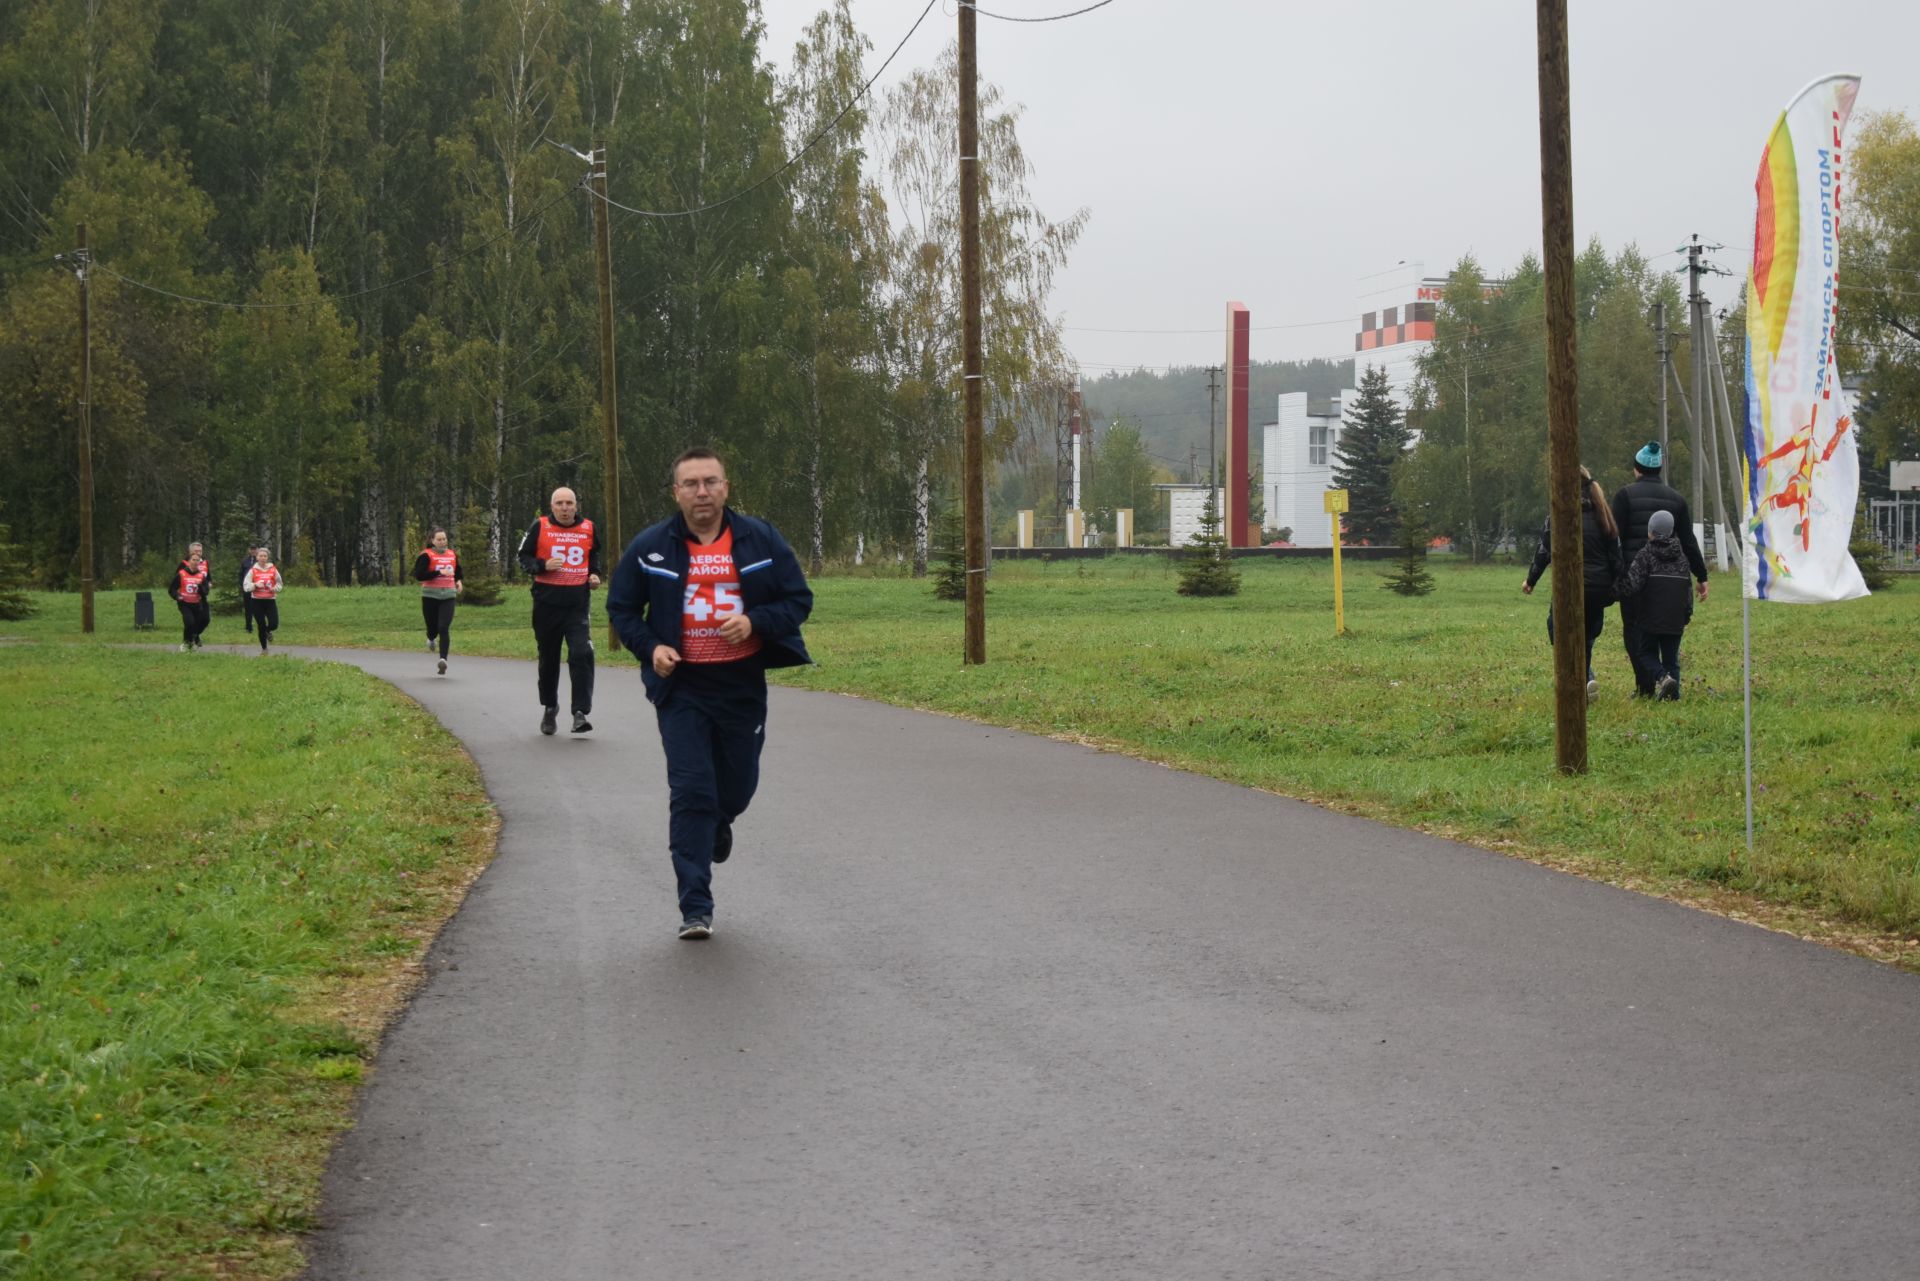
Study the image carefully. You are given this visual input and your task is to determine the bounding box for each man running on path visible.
[412,526,463,675]
[517,487,603,735]
[607,447,812,940]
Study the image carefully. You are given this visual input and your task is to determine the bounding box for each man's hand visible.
[454,581,464,595]
[1521,579,1535,595]
[588,573,600,589]
[545,555,565,572]
[652,644,681,678]
[1696,578,1710,602]
[717,613,754,644]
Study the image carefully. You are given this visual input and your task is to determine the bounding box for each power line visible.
[590,0,938,222]
[87,184,581,311]
[964,0,1118,21]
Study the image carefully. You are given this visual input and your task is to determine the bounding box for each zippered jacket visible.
[606,507,813,704]
[1525,503,1623,598]
[1620,534,1695,633]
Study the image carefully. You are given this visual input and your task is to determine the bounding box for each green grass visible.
[0,645,492,1280]
[777,557,1920,943]
[9,557,1920,948]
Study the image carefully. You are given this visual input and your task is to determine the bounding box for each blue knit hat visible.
[1635,440,1663,469]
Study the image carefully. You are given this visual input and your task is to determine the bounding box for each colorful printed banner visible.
[1743,74,1870,603]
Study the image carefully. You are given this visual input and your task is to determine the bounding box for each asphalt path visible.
[291,645,1920,1280]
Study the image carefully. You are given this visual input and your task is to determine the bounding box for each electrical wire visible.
[964,0,1117,21]
[590,0,938,222]
[89,184,581,311]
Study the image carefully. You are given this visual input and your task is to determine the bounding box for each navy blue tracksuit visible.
[606,509,812,920]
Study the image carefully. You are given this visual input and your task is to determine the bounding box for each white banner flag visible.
[1742,74,1870,603]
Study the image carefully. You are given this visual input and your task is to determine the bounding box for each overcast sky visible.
[755,0,1920,374]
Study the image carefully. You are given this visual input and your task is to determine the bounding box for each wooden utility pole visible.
[958,2,986,664]
[77,224,95,634]
[590,140,622,651]
[1205,365,1221,493]
[1686,238,1707,526]
[1535,0,1587,774]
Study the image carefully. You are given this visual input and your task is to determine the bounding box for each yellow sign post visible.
[1324,489,1349,635]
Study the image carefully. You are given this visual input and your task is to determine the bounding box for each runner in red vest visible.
[411,526,464,675]
[243,546,284,653]
[515,486,603,734]
[167,541,212,651]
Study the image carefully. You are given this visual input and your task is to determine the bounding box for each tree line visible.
[0,0,1084,587]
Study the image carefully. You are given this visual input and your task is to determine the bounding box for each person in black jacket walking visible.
[515,487,603,734]
[1619,509,1695,699]
[606,447,813,941]
[1523,466,1623,702]
[1610,441,1709,696]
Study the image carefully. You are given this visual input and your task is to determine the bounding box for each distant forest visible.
[1078,359,1356,482]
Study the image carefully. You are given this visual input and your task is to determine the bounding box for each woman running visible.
[243,546,284,653]
[168,542,212,651]
[412,526,464,674]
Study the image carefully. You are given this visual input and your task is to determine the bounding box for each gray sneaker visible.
[1586,678,1598,704]
[1656,674,1678,701]
[437,658,447,675]
[677,916,713,940]
[571,711,592,734]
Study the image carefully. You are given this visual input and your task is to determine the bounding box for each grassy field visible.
[8,556,1920,959]
[0,645,493,1280]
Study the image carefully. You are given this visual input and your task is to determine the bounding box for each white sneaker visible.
[437,658,447,675]
[1586,678,1598,704]
[180,643,192,653]
[426,638,436,653]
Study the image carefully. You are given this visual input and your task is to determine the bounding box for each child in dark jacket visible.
[1619,508,1694,699]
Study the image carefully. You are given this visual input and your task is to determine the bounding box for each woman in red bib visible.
[412,526,464,674]
[242,546,284,653]
[167,542,212,651]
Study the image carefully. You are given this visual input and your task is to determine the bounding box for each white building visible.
[1264,262,1460,547]
[1157,484,1226,548]
[1266,391,1347,548]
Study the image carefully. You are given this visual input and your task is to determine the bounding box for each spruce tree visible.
[932,503,967,601]
[1177,486,1241,597]
[1330,364,1411,546]
[1381,523,1436,596]
[0,524,36,620]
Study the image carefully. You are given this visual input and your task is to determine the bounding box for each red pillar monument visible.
[1224,302,1251,546]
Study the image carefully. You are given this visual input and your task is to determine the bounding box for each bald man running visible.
[516,487,604,735]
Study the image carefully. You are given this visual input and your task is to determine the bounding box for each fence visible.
[1868,496,1920,571]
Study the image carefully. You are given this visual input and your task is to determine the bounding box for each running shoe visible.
[1656,674,1678,700]
[677,916,713,940]
[180,643,192,653]
[571,711,592,734]
[712,821,733,865]
[1586,678,1598,704]
[426,638,436,653]
[437,658,447,675]
[540,706,558,736]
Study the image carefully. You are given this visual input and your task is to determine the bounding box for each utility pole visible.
[1188,444,1198,486]
[590,140,621,652]
[1205,365,1222,496]
[957,1,986,665]
[1535,0,1587,775]
[1686,237,1707,525]
[1460,363,1477,562]
[76,225,95,634]
[1653,301,1670,459]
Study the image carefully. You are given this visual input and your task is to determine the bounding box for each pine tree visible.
[1177,486,1241,597]
[1331,364,1411,546]
[932,502,967,601]
[1850,512,1895,591]
[1381,523,1436,596]
[455,505,506,606]
[0,524,36,620]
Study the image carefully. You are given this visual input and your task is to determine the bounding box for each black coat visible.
[1526,503,1623,598]
[1611,477,1708,581]
[1620,535,1695,633]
